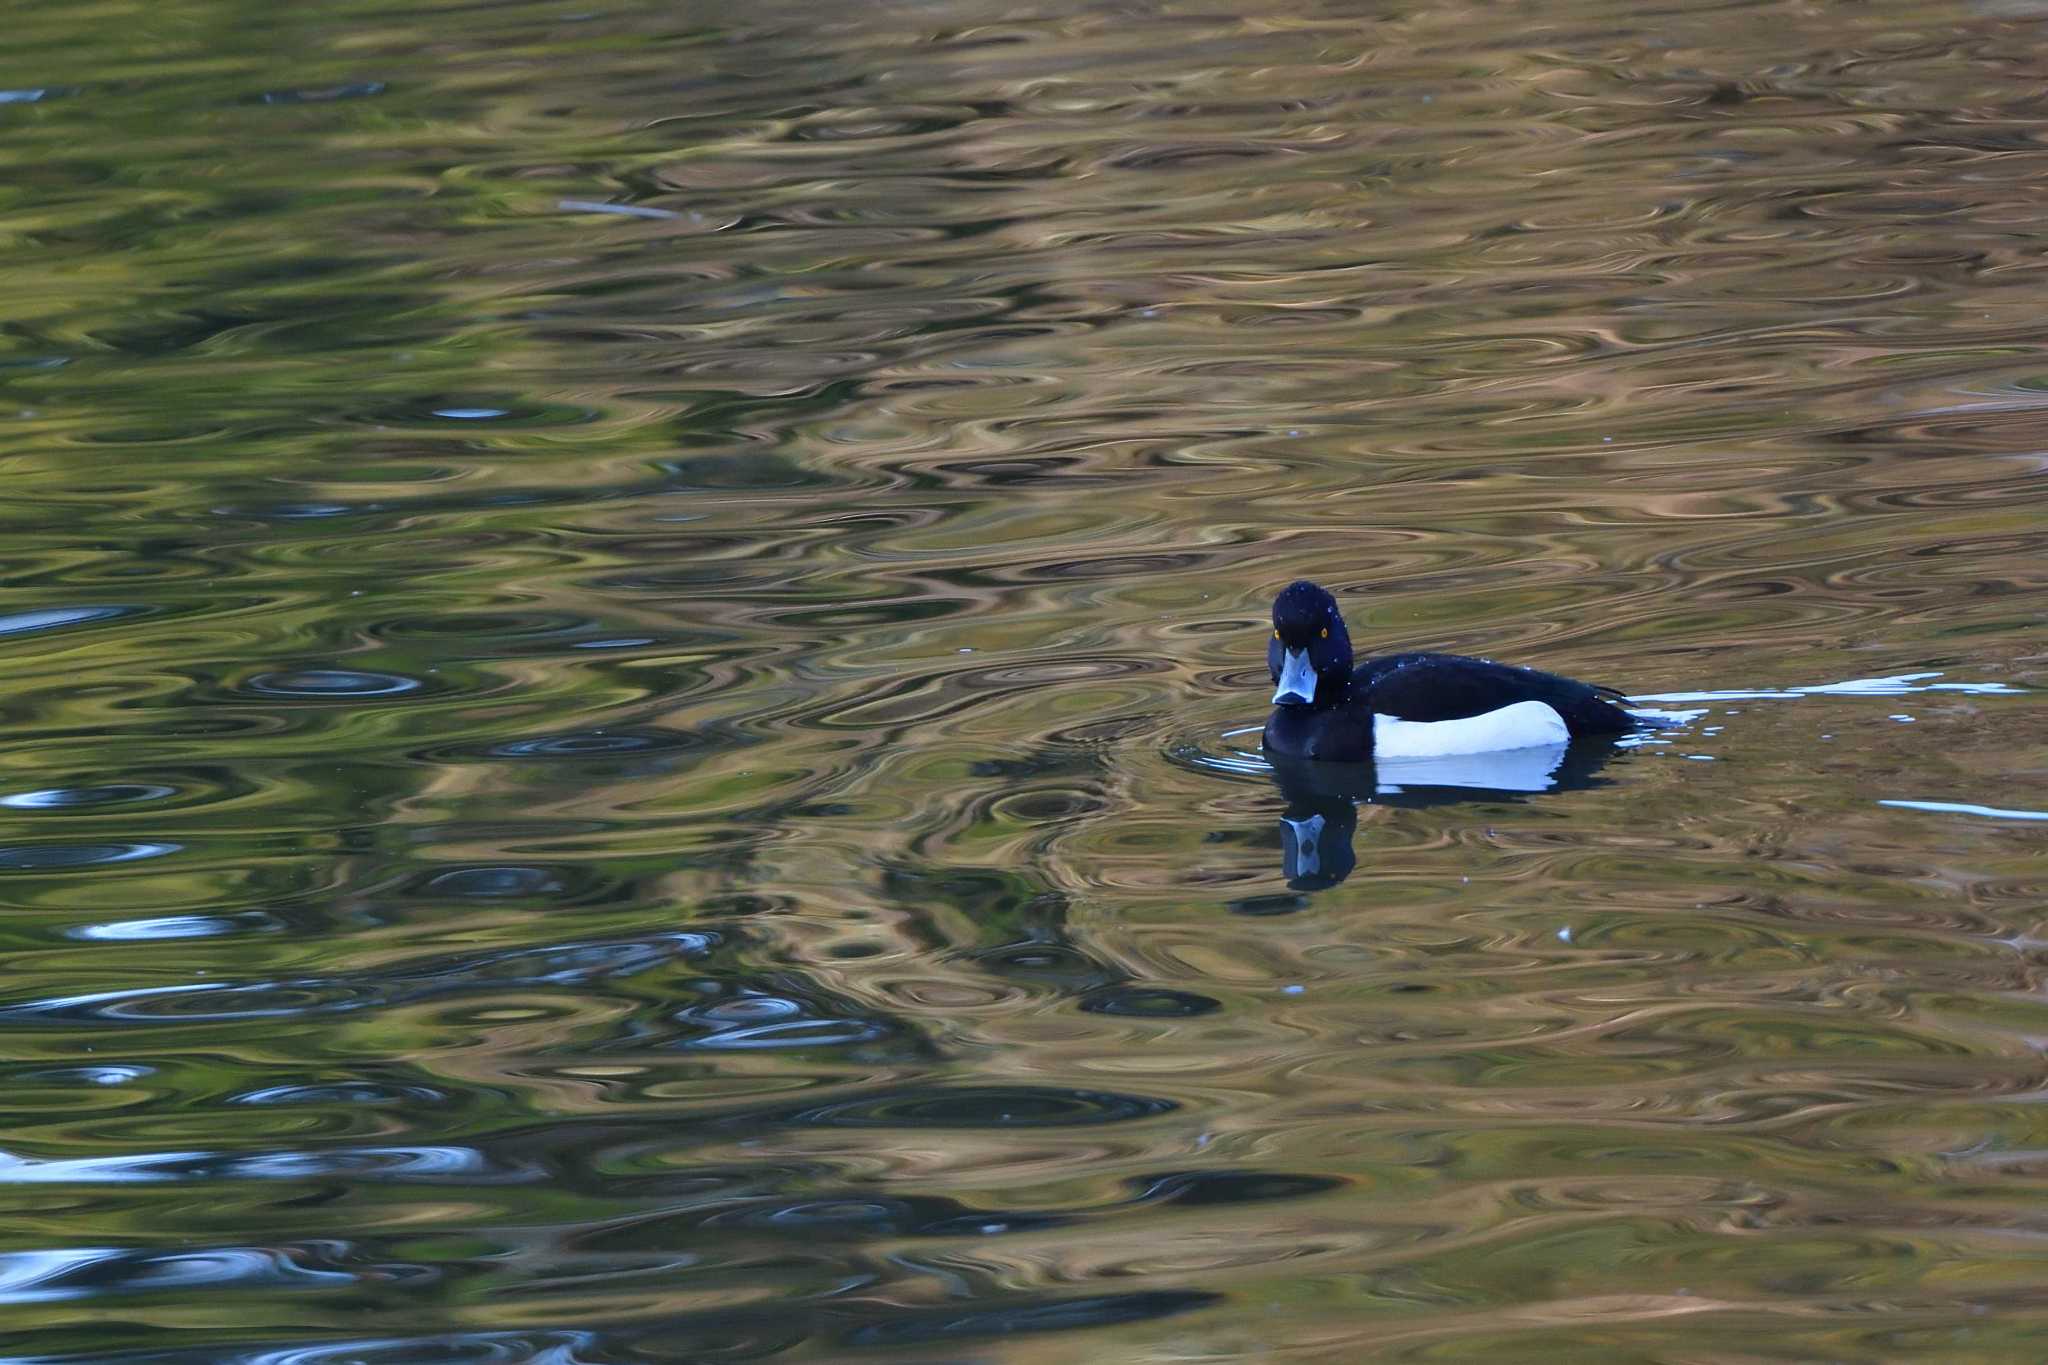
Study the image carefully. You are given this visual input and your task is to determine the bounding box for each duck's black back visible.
[1356,652,1635,735]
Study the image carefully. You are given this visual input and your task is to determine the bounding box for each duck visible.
[1262,579,1635,763]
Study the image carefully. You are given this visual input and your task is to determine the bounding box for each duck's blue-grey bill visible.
[1272,648,1316,705]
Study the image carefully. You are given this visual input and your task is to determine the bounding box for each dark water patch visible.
[0,932,718,1024]
[1079,985,1222,1017]
[781,103,985,142]
[967,940,1122,992]
[388,933,718,994]
[684,1193,1072,1241]
[976,656,1167,686]
[935,453,1123,488]
[74,420,234,445]
[670,990,899,1052]
[1227,892,1311,917]
[991,786,1107,822]
[656,451,845,492]
[247,81,388,105]
[1047,713,1160,746]
[915,1210,1073,1237]
[1007,553,1211,583]
[427,728,706,762]
[771,1086,1177,1130]
[810,655,1167,730]
[233,668,427,700]
[212,500,380,520]
[413,865,583,900]
[230,1081,449,1107]
[1126,1169,1344,1207]
[842,1290,1221,1347]
[763,596,970,629]
[365,610,620,648]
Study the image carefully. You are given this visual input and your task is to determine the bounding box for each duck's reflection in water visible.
[1269,740,1626,890]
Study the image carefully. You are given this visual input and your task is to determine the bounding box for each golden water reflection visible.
[1,0,2047,1358]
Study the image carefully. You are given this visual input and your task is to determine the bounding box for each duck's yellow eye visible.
[1319,627,1328,638]
[1272,630,1280,640]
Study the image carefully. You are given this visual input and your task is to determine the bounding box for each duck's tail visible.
[1561,682,1639,735]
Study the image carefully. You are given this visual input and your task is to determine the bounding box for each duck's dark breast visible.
[1263,706,1373,762]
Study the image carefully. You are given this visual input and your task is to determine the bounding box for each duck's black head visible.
[1267,579,1354,708]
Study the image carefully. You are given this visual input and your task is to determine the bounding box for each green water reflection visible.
[3,0,2048,1359]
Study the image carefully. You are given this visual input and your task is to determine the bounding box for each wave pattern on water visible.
[3,0,2048,1358]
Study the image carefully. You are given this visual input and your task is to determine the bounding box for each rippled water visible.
[5,0,2048,1358]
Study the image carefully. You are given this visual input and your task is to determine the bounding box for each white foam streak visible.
[1879,799,2048,823]
[1633,670,2023,703]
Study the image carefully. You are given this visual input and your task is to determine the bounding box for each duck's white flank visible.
[1373,700,1569,758]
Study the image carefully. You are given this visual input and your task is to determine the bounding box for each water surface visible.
[4,0,2048,1359]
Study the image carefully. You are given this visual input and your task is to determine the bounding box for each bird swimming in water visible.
[1262,579,1635,763]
